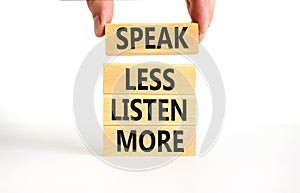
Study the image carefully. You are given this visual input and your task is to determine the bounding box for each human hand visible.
[186,0,215,42]
[87,0,215,42]
[87,0,114,37]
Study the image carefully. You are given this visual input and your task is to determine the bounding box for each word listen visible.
[105,23,198,55]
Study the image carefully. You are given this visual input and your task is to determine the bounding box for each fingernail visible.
[93,15,100,36]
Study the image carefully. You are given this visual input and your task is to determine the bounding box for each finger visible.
[186,0,191,13]
[87,0,114,37]
[188,0,210,42]
[208,0,215,27]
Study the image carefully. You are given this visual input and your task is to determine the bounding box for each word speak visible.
[105,23,199,55]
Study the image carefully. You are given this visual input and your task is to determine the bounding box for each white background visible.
[0,0,299,192]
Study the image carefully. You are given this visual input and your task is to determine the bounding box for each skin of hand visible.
[186,0,216,42]
[87,0,215,42]
[87,0,114,37]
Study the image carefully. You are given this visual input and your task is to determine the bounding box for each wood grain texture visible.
[103,125,196,156]
[103,63,196,95]
[105,23,199,56]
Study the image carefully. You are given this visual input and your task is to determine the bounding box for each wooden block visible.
[103,63,196,95]
[103,94,196,126]
[105,23,199,56]
[103,125,196,156]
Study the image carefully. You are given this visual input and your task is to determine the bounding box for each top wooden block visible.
[105,23,199,56]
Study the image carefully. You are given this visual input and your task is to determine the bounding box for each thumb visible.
[187,0,210,42]
[87,0,114,37]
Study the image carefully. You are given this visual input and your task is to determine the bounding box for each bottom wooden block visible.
[103,125,196,156]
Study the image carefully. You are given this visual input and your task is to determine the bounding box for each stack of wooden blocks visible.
[103,23,199,156]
